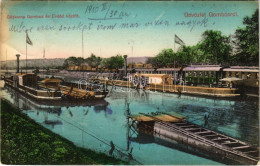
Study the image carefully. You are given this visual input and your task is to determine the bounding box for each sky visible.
[0,1,258,60]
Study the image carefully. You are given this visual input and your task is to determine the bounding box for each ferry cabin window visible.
[204,71,209,77]
[242,72,245,79]
[251,73,255,80]
[247,73,251,79]
[235,72,239,78]
[209,72,213,77]
[199,72,203,77]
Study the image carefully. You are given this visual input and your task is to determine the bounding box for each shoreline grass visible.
[1,99,128,165]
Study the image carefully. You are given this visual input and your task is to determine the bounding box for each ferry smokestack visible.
[16,54,21,73]
[123,55,128,76]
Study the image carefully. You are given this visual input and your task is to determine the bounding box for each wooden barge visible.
[128,112,259,165]
[4,73,108,101]
[4,84,109,109]
[4,74,62,100]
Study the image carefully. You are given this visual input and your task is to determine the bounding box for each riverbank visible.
[0,99,127,165]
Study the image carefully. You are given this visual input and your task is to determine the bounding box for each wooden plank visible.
[244,150,258,154]
[232,146,250,150]
[180,125,195,128]
[155,115,183,122]
[221,141,239,145]
[204,134,219,138]
[174,122,188,125]
[211,137,229,141]
[185,128,201,131]
[195,131,211,134]
[158,112,186,120]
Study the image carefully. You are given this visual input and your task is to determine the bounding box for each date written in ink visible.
[85,2,131,21]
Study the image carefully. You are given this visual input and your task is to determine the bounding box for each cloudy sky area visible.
[0,1,258,60]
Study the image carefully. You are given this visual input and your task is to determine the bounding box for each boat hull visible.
[129,113,259,165]
[153,122,258,165]
[4,78,62,101]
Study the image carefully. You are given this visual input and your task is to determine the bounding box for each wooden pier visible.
[128,112,259,165]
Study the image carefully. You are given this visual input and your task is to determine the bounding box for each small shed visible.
[131,74,173,85]
[14,73,37,87]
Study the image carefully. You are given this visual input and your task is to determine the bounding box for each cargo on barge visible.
[4,73,108,101]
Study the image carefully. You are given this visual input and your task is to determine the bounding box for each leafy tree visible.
[199,30,231,65]
[76,57,84,65]
[150,48,202,67]
[101,55,124,69]
[148,49,179,68]
[233,9,259,66]
[177,44,203,65]
[156,49,175,67]
[109,55,124,69]
[62,56,84,68]
[100,58,109,68]
[85,54,102,67]
[146,57,157,67]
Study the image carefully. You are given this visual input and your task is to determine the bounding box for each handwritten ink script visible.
[175,17,209,32]
[85,2,131,21]
[7,2,219,33]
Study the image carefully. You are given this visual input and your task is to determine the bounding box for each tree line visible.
[148,9,259,67]
[63,9,258,70]
[63,54,124,69]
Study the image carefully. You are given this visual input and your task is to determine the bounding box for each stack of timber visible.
[129,112,259,165]
[60,86,95,100]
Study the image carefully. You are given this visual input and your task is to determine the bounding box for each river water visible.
[0,81,259,165]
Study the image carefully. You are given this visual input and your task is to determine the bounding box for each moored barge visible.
[4,73,62,100]
[4,73,108,101]
[128,112,259,165]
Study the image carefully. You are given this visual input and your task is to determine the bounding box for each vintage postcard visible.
[0,0,259,165]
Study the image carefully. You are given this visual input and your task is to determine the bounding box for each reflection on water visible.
[1,83,259,165]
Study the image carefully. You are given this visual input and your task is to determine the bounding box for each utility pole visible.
[6,49,8,73]
[123,55,128,77]
[43,48,45,78]
[82,30,84,59]
[16,54,21,73]
[26,37,27,73]
[82,30,84,77]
